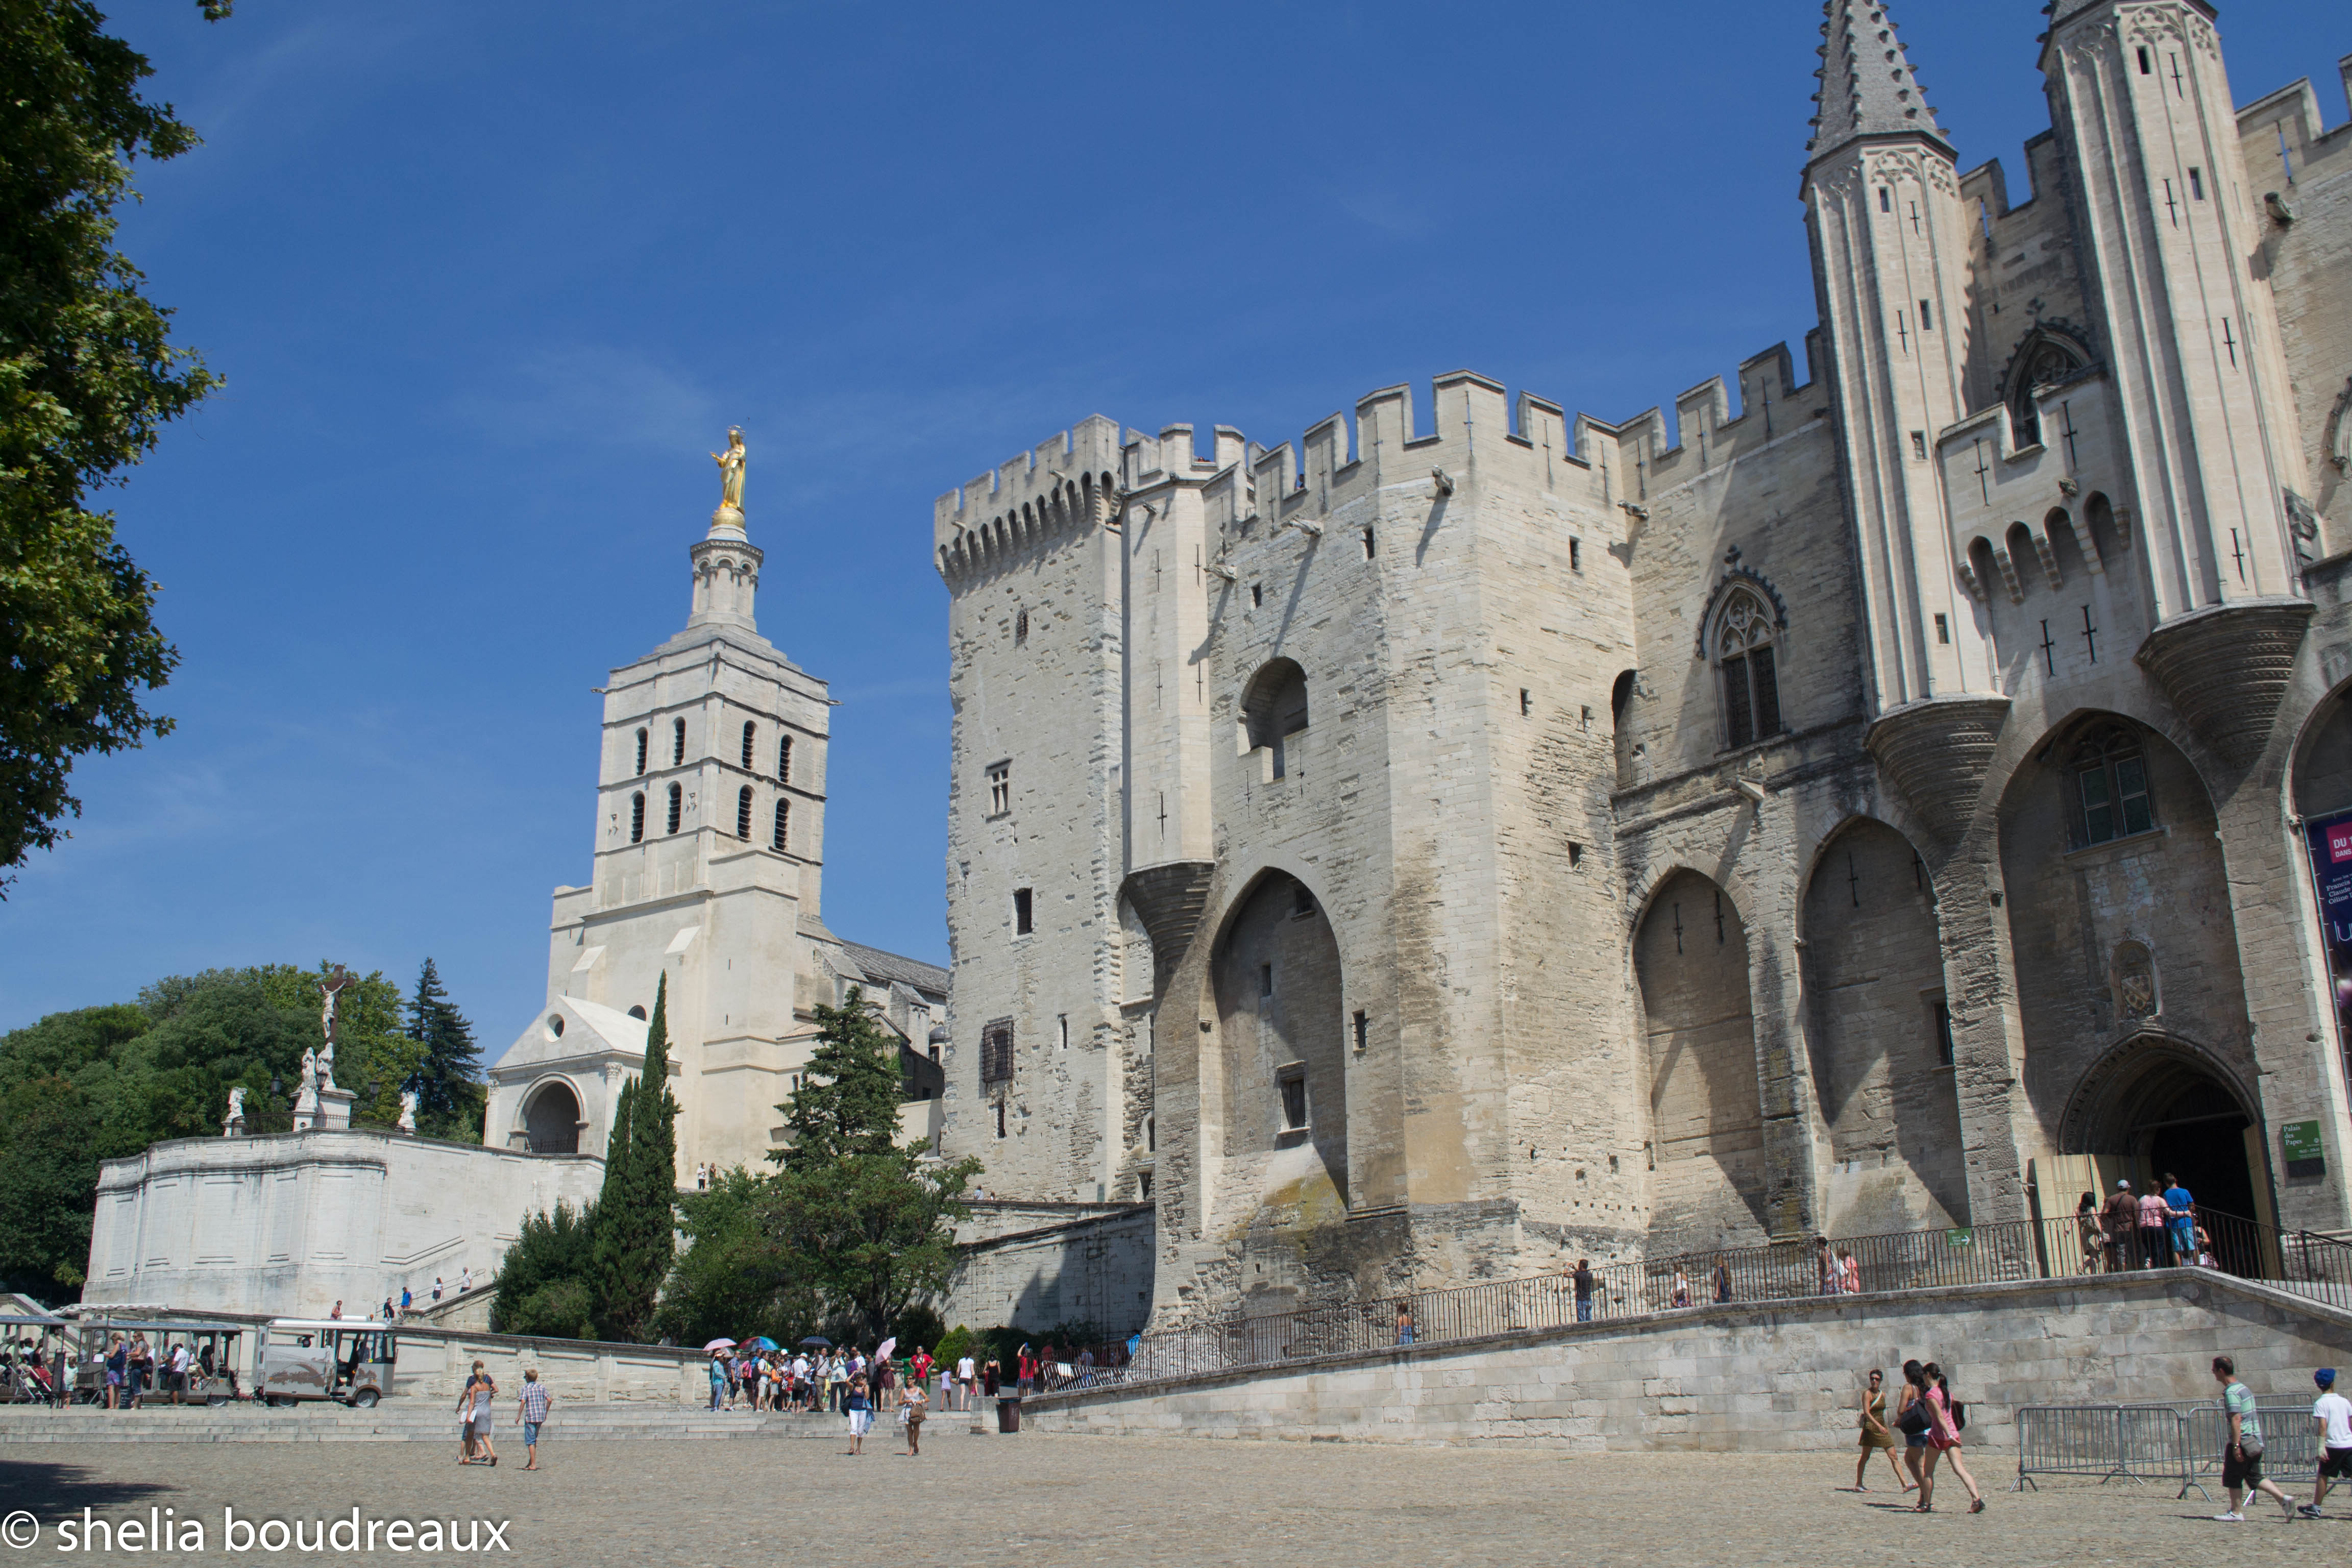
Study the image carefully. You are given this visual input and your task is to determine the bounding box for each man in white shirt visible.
[956,1354,977,1413]
[2304,1368,2352,1516]
[169,1342,191,1405]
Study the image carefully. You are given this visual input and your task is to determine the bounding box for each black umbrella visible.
[798,1336,832,1350]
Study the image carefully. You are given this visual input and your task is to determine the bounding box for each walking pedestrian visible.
[2212,1354,2296,1520]
[1016,1344,1037,1394]
[957,1350,976,1412]
[1572,1258,1597,1323]
[1894,1361,1932,1494]
[400,1286,412,1319]
[467,1363,498,1466]
[707,1353,725,1412]
[2101,1180,2139,1270]
[2301,1367,2352,1516]
[901,1373,927,1456]
[457,1361,488,1463]
[1712,1257,1732,1304]
[1918,1362,1984,1513]
[433,1277,445,1302]
[1852,1368,1912,1493]
[460,1268,472,1293]
[844,1373,872,1455]
[516,1367,551,1471]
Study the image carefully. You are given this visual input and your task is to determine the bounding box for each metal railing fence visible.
[1067,1205,2352,1398]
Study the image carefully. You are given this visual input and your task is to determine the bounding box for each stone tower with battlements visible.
[936,1,2352,1326]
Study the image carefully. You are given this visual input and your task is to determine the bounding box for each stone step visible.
[0,1406,999,1445]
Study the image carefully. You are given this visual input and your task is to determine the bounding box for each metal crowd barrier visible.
[2014,1404,2206,1498]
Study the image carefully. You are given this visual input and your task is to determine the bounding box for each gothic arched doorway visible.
[2061,1038,2264,1255]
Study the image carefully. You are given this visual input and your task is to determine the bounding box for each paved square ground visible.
[0,1430,2340,1565]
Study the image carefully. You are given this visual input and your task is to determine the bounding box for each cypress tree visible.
[592,972,676,1340]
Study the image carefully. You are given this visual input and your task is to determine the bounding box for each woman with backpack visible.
[1919,1362,1984,1513]
[1894,1361,1932,1493]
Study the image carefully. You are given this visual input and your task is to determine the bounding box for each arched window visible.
[667,782,683,835]
[741,721,755,769]
[777,735,792,783]
[2006,335,2085,449]
[634,728,648,776]
[2071,724,2154,846]
[772,798,790,852]
[1241,659,1310,780]
[736,785,753,839]
[671,717,687,767]
[1713,589,1782,749]
[630,791,645,843]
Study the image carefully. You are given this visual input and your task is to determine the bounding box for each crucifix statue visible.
[317,965,355,1090]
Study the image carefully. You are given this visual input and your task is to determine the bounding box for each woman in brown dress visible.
[1854,1368,1912,1491]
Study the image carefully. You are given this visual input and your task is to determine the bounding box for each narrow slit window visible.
[1521,688,1533,717]
[1918,300,1933,331]
[1057,1015,1068,1050]
[1352,1010,1368,1054]
[1910,431,1927,459]
[741,720,755,769]
[630,792,645,843]
[1362,527,1376,560]
[671,718,686,767]
[2188,167,2203,200]
[777,735,792,783]
[1935,613,1950,644]
[772,798,789,852]
[1015,609,1028,645]
[1013,887,1033,936]
[2137,45,2151,74]
[1250,583,1263,609]
[1932,999,1955,1067]
[634,728,648,776]
[1278,1069,1307,1131]
[1568,842,1583,868]
[1259,962,1274,999]
[1878,187,1891,213]
[1569,537,1582,572]
[995,1100,1007,1139]
[666,782,683,835]
[736,785,752,839]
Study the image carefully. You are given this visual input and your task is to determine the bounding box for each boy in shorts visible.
[2302,1367,2352,1516]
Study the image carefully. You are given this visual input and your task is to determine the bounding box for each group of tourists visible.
[705,1336,1114,1453]
[1851,1361,1988,1513]
[89,1334,218,1409]
[2076,1174,2208,1271]
[366,1271,468,1324]
[2207,1356,2352,1523]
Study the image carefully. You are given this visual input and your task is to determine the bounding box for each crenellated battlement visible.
[934,413,1126,587]
[1580,337,1831,505]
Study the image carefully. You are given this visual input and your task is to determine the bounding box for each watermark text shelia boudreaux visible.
[1,1507,511,1553]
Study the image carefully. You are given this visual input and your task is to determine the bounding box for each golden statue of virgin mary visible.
[712,427,747,512]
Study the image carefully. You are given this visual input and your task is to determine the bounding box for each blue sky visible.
[2,0,2342,1056]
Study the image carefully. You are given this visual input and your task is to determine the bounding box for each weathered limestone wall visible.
[935,419,1130,1201]
[1027,1270,2352,1451]
[84,1131,603,1322]
[388,1326,704,1405]
[940,1205,1153,1337]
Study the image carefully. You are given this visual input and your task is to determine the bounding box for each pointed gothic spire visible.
[1807,0,1948,161]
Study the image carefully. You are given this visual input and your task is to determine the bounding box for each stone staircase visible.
[0,1401,995,1446]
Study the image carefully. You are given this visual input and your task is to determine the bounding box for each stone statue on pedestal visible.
[223,1086,246,1137]
[398,1089,419,1134]
[293,1048,321,1128]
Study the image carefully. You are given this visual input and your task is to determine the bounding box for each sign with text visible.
[2303,807,2352,1091]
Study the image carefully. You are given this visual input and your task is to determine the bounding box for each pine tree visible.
[404,959,483,1136]
[591,972,676,1341]
[772,986,905,1171]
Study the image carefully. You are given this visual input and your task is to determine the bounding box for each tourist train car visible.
[257,1319,397,1407]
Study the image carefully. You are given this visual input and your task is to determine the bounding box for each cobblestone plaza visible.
[2,1427,2344,1566]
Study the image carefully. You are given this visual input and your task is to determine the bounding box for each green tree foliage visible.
[932,1324,973,1367]
[755,986,981,1344]
[590,972,676,1341]
[403,958,483,1139]
[0,0,232,886]
[488,1198,599,1340]
[0,962,399,1300]
[654,1165,813,1349]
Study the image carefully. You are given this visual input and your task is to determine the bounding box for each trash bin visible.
[996,1395,1022,1433]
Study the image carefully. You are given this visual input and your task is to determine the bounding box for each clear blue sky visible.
[2,1,2341,1058]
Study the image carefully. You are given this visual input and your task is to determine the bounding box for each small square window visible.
[1013,887,1034,936]
[1291,880,1315,919]
[1568,842,1583,868]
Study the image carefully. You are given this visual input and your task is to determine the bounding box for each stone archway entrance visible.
[523,1080,582,1155]
[2062,1038,2265,1240]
